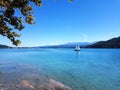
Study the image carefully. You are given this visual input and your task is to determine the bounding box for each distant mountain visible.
[86,36,120,48]
[0,44,11,48]
[39,42,94,48]
[2,36,119,49]
[64,42,92,46]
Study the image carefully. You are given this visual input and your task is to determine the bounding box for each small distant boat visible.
[74,45,80,51]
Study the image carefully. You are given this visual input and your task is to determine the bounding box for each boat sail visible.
[74,45,80,51]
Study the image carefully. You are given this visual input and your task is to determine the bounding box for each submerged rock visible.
[20,79,71,90]
[20,80,35,89]
[1,76,71,90]
[49,79,71,90]
[0,64,71,90]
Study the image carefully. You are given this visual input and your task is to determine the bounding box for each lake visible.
[0,48,120,90]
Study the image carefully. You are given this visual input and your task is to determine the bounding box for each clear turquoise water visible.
[0,48,120,90]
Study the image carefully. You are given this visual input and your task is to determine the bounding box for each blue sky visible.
[1,0,120,46]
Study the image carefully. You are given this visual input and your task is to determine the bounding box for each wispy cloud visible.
[82,34,88,41]
[103,32,120,40]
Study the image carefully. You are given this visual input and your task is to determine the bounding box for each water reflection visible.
[75,51,80,60]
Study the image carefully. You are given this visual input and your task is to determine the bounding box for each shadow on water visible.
[0,64,3,81]
[0,72,2,80]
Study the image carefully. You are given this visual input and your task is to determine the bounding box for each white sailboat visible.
[74,45,80,51]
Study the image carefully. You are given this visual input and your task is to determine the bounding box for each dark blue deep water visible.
[0,48,120,90]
